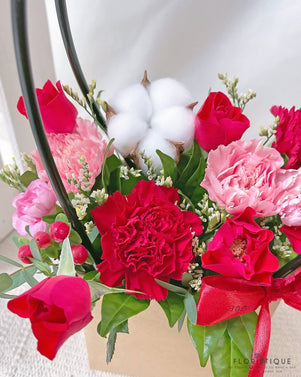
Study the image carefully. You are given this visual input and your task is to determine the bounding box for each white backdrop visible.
[45,0,301,140]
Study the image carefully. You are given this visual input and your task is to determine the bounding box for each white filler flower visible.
[107,73,196,172]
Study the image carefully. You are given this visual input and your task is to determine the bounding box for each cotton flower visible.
[107,75,195,172]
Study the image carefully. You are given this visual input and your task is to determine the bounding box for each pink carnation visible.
[12,179,57,236]
[31,118,108,193]
[201,139,301,216]
[280,196,301,226]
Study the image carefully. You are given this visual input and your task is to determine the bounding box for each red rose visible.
[17,80,77,134]
[91,180,203,301]
[202,208,279,284]
[271,105,301,169]
[280,225,301,254]
[7,276,92,360]
[194,91,250,152]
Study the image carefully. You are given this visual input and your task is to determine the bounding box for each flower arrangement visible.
[1,72,301,377]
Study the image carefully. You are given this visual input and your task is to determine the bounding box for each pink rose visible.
[201,139,301,216]
[31,118,108,193]
[7,276,93,360]
[12,179,57,236]
[271,105,301,169]
[91,180,203,301]
[202,208,279,284]
[17,80,78,134]
[280,196,301,226]
[280,225,301,254]
[195,92,250,152]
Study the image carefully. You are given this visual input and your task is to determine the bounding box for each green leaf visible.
[177,309,186,332]
[55,213,69,223]
[42,213,58,224]
[187,319,227,367]
[69,229,82,244]
[106,320,129,364]
[98,293,150,337]
[182,152,206,198]
[42,244,59,259]
[0,255,23,268]
[121,174,142,195]
[0,273,13,292]
[57,238,75,276]
[155,279,187,295]
[0,293,18,299]
[30,239,42,261]
[20,170,37,187]
[17,238,30,246]
[84,271,100,281]
[88,281,144,303]
[88,226,99,243]
[158,291,185,327]
[184,293,197,325]
[227,312,257,360]
[22,268,39,287]
[176,141,202,189]
[210,329,251,377]
[156,149,177,180]
[5,266,37,292]
[29,258,52,277]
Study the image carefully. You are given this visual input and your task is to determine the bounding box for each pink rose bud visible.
[71,244,88,265]
[34,231,51,249]
[18,244,33,264]
[49,221,70,243]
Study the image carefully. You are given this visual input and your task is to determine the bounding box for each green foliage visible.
[0,273,13,292]
[5,266,37,292]
[156,149,177,181]
[106,320,129,364]
[184,293,197,325]
[57,238,76,277]
[20,170,38,187]
[98,293,150,337]
[158,291,185,327]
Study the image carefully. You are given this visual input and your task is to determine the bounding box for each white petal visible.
[109,84,152,121]
[148,78,192,113]
[137,130,177,173]
[151,106,195,150]
[108,113,148,156]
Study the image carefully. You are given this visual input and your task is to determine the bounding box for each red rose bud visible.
[49,221,70,243]
[17,80,78,134]
[195,91,250,152]
[18,244,33,264]
[7,276,93,360]
[34,231,51,249]
[71,244,88,265]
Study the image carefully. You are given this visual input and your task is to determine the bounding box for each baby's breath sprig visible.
[0,158,26,191]
[260,115,279,146]
[66,156,93,193]
[187,260,204,291]
[139,151,158,180]
[22,153,37,174]
[71,193,90,220]
[272,226,293,258]
[218,72,256,112]
[120,165,142,180]
[196,193,227,232]
[156,175,173,187]
[90,188,108,206]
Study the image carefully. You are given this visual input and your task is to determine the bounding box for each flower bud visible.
[34,231,51,249]
[71,244,88,265]
[49,221,70,243]
[18,244,33,264]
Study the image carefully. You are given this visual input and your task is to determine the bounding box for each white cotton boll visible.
[151,106,195,150]
[109,84,152,121]
[108,113,148,156]
[148,78,192,113]
[137,130,177,173]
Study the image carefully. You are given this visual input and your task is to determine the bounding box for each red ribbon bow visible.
[197,270,301,377]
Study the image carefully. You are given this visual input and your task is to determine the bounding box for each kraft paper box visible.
[85,300,280,377]
[84,300,214,377]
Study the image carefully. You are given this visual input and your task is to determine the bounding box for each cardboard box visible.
[85,300,280,377]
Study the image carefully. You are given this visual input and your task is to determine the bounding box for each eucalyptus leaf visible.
[177,309,186,332]
[88,280,144,303]
[0,293,18,299]
[4,266,37,292]
[69,229,82,244]
[22,268,39,287]
[187,319,227,367]
[98,293,150,337]
[155,279,187,295]
[0,255,22,268]
[30,239,42,261]
[17,238,30,246]
[0,273,13,292]
[29,258,52,277]
[184,293,197,325]
[158,291,185,327]
[55,213,69,224]
[57,238,75,276]
[106,320,129,364]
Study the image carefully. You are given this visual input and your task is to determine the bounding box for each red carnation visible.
[17,80,77,134]
[7,276,93,360]
[202,207,279,284]
[195,91,250,152]
[271,105,301,169]
[91,180,203,301]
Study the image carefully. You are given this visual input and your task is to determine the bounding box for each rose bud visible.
[71,244,88,265]
[49,221,70,243]
[34,231,51,249]
[18,244,33,264]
